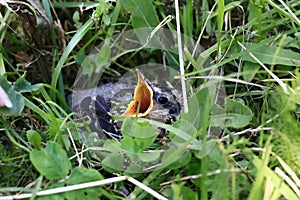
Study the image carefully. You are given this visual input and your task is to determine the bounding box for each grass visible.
[0,0,300,199]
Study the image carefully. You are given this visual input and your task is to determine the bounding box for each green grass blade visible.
[217,0,225,58]
[51,19,94,97]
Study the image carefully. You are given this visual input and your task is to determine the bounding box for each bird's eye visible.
[157,96,169,104]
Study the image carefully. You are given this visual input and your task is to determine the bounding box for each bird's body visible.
[70,70,182,140]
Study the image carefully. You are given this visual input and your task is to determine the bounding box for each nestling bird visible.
[70,69,182,140]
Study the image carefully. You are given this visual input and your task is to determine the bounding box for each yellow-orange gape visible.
[122,70,153,117]
[70,69,182,140]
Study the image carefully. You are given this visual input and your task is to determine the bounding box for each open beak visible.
[122,69,153,117]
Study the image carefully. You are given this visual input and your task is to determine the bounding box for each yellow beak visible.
[122,69,153,117]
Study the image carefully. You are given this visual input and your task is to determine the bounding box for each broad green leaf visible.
[243,62,260,82]
[121,118,156,138]
[14,76,43,93]
[103,139,121,152]
[167,183,198,200]
[141,118,198,142]
[171,184,181,200]
[181,186,198,200]
[120,0,159,43]
[248,0,262,32]
[121,117,157,152]
[166,151,192,170]
[161,120,197,168]
[66,167,103,200]
[171,119,198,142]
[211,169,230,200]
[230,44,300,66]
[36,182,65,200]
[30,141,71,180]
[210,104,226,127]
[72,11,81,28]
[138,151,160,162]
[119,0,159,27]
[81,44,111,75]
[102,152,124,172]
[283,36,300,49]
[224,98,252,128]
[26,130,41,149]
[95,44,111,73]
[94,0,111,19]
[181,87,212,130]
[197,139,218,159]
[120,136,136,153]
[0,76,25,116]
[124,163,143,175]
[48,116,63,138]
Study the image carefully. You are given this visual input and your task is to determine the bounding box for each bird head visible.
[122,69,181,123]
